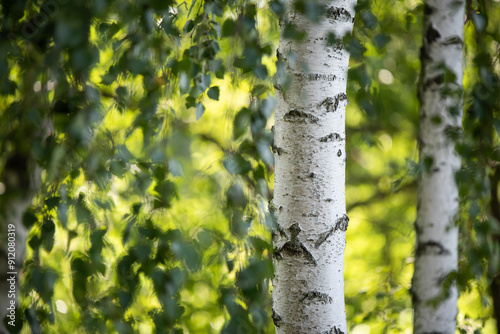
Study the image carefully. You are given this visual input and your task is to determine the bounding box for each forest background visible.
[0,0,499,333]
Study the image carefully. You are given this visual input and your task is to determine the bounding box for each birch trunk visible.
[413,1,464,333]
[0,199,30,332]
[0,155,41,331]
[272,1,356,333]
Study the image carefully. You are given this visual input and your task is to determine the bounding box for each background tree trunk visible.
[413,1,465,332]
[0,159,39,332]
[1,201,30,332]
[272,1,356,332]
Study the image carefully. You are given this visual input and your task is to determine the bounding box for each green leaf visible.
[196,102,205,120]
[154,180,178,209]
[75,194,93,225]
[252,65,268,80]
[28,235,41,252]
[374,33,391,51]
[283,23,307,41]
[233,108,251,139]
[23,210,37,229]
[226,183,247,209]
[256,140,274,166]
[45,197,61,210]
[222,19,237,38]
[223,154,252,175]
[171,240,200,271]
[41,220,56,253]
[207,86,220,100]
[251,85,268,97]
[270,1,285,16]
[183,19,195,34]
[472,12,486,32]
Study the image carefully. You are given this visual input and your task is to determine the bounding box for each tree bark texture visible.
[413,1,464,333]
[272,1,356,333]
[0,198,31,332]
[0,156,39,332]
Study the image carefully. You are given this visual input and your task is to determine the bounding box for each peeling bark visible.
[413,1,464,333]
[272,1,356,332]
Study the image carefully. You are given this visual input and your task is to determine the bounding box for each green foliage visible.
[1,0,277,332]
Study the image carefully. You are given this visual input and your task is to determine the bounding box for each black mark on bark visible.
[424,74,444,87]
[327,41,344,53]
[284,109,319,124]
[302,212,319,217]
[319,97,335,112]
[323,326,345,334]
[319,93,348,113]
[272,309,282,328]
[335,214,349,231]
[315,214,349,248]
[411,288,421,305]
[319,133,343,142]
[278,242,317,264]
[442,36,463,45]
[420,46,432,63]
[271,222,289,242]
[273,81,282,91]
[423,4,434,15]
[295,72,337,81]
[274,223,317,265]
[414,220,421,234]
[272,145,286,155]
[426,25,441,43]
[326,7,352,22]
[416,240,451,256]
[300,290,333,304]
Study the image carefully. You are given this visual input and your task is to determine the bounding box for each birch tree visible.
[272,1,356,332]
[413,1,465,332]
[0,165,40,332]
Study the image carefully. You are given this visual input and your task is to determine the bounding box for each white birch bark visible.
[272,1,356,333]
[413,1,464,333]
[0,141,45,332]
[0,199,30,333]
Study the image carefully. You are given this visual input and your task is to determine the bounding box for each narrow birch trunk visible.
[413,1,464,333]
[0,154,42,331]
[0,199,30,332]
[272,1,356,332]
